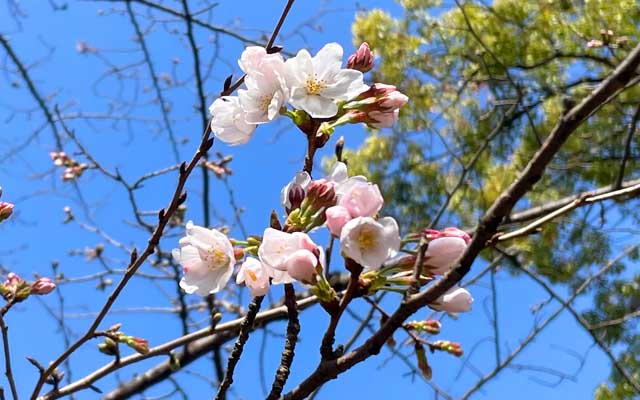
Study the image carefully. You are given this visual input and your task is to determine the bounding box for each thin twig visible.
[214,296,264,400]
[0,303,18,400]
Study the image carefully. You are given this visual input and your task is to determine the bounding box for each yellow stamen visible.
[205,247,230,270]
[246,269,258,282]
[357,227,378,251]
[306,75,326,95]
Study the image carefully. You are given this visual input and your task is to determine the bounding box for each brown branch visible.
[99,0,266,47]
[214,296,264,400]
[0,34,63,150]
[589,309,640,330]
[0,303,18,400]
[48,294,321,399]
[496,180,640,242]
[125,0,180,162]
[265,284,299,400]
[319,261,362,360]
[505,177,640,225]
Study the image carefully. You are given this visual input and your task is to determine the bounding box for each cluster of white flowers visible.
[172,42,472,316]
[208,43,407,146]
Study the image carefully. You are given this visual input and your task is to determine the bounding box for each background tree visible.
[348,0,640,398]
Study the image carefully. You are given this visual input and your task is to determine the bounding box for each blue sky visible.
[0,0,614,399]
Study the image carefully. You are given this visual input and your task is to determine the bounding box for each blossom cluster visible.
[209,42,408,146]
[173,161,473,313]
[172,42,473,318]
[50,151,88,181]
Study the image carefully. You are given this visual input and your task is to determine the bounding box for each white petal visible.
[312,42,343,80]
[294,95,338,118]
[321,69,366,100]
[328,162,348,184]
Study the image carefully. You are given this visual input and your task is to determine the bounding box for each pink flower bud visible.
[424,227,471,243]
[359,83,397,99]
[0,202,14,222]
[325,205,352,237]
[4,273,22,289]
[31,277,56,295]
[422,228,470,275]
[283,249,318,284]
[305,179,337,209]
[430,287,473,313]
[367,110,399,129]
[347,42,374,72]
[287,184,306,212]
[379,90,409,111]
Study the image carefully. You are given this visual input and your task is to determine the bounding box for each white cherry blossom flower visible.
[430,286,473,313]
[238,47,289,124]
[258,228,317,270]
[340,216,400,269]
[285,43,369,118]
[209,96,256,145]
[335,179,384,218]
[236,257,270,297]
[258,228,320,284]
[173,221,235,296]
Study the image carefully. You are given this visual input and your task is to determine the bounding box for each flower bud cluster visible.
[0,273,56,303]
[406,319,442,335]
[50,151,88,181]
[98,332,150,356]
[341,83,409,129]
[431,340,463,357]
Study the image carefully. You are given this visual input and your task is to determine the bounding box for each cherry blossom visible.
[236,257,271,297]
[340,216,400,269]
[335,179,383,218]
[238,47,289,124]
[258,228,320,284]
[209,96,256,146]
[285,42,369,118]
[326,205,352,237]
[172,221,235,296]
[430,286,473,313]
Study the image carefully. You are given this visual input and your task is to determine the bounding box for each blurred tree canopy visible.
[344,1,640,397]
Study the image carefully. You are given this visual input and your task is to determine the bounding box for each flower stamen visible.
[205,248,231,270]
